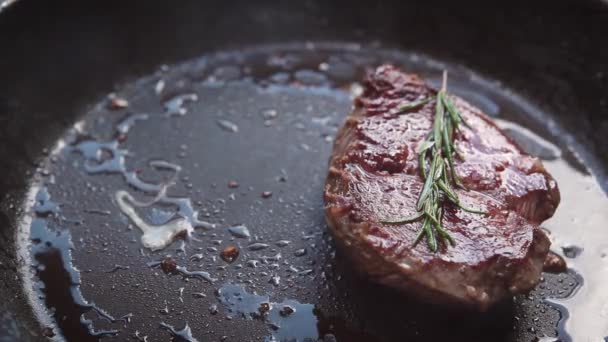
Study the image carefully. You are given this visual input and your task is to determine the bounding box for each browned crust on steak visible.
[324,66,559,310]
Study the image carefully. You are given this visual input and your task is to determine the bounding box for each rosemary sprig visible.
[382,71,486,252]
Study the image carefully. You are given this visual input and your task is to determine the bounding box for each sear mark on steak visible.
[324,65,560,310]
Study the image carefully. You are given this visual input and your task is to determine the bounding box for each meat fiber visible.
[324,65,560,310]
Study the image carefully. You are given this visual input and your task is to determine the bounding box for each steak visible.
[324,65,560,310]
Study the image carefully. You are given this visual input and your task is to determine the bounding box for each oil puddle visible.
[148,257,216,283]
[216,283,319,342]
[164,93,198,117]
[70,113,214,251]
[159,321,199,342]
[33,186,60,215]
[30,188,130,341]
[216,283,380,342]
[227,224,251,239]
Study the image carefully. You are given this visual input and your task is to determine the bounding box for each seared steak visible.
[324,65,560,310]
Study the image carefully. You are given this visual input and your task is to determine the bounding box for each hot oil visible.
[541,159,608,341]
[17,43,607,341]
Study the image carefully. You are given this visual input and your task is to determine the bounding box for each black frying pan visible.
[0,0,607,341]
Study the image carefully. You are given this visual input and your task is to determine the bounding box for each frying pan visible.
[0,0,607,341]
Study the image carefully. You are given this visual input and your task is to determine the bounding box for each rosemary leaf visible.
[398,96,435,113]
[417,140,435,154]
[456,203,488,215]
[442,119,460,185]
[381,211,424,224]
[419,152,428,180]
[413,224,426,246]
[417,171,435,211]
[443,94,473,130]
[436,179,459,204]
[424,219,437,251]
[442,93,461,126]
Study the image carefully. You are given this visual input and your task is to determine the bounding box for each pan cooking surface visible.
[16,43,606,341]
